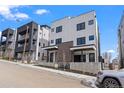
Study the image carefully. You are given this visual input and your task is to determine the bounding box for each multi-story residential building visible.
[0,28,17,59]
[118,12,124,68]
[44,11,100,63]
[15,21,50,62]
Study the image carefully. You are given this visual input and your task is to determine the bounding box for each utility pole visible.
[22,26,29,63]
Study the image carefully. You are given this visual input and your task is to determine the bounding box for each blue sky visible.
[0,5,124,59]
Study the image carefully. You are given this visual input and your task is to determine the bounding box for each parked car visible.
[95,69,124,88]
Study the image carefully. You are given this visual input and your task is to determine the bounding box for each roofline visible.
[51,10,96,23]
[17,21,38,29]
[2,28,15,32]
[40,25,51,29]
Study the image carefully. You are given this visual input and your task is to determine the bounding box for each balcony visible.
[1,45,6,50]
[2,28,13,37]
[1,41,7,45]
[15,44,30,53]
[18,29,29,35]
[8,37,13,43]
[18,34,29,43]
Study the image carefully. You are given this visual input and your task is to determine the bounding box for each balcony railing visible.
[16,44,29,52]
[18,35,29,41]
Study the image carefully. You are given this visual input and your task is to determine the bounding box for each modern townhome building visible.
[44,11,100,63]
[0,28,17,59]
[118,13,124,68]
[15,21,50,62]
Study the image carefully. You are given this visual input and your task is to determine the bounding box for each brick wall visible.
[56,41,73,62]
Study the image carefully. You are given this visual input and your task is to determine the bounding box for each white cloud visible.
[0,5,29,21]
[35,9,49,15]
[15,12,29,19]
[107,49,115,53]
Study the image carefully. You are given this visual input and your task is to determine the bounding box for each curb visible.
[81,79,97,88]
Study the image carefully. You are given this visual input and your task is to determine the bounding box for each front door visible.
[50,52,54,62]
[74,55,81,62]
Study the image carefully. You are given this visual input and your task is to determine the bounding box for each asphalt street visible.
[0,61,86,88]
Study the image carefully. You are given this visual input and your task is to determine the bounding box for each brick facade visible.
[56,41,73,62]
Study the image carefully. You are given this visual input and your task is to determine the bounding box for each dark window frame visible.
[89,35,94,41]
[51,40,54,44]
[77,37,86,45]
[77,22,85,31]
[56,38,62,45]
[88,20,94,25]
[56,26,62,33]
[38,52,40,57]
[89,53,95,62]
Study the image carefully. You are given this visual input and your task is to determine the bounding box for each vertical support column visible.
[95,49,98,63]
[71,51,74,62]
[7,31,9,58]
[0,34,3,57]
[36,25,40,61]
[86,52,89,62]
[55,51,57,62]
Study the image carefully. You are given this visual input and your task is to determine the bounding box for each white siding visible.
[50,11,97,47]
[37,25,50,61]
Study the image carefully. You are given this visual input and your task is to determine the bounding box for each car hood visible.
[102,69,124,76]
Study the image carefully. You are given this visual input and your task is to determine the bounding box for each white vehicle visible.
[95,69,124,88]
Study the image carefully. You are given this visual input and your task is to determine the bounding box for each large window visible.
[38,52,40,57]
[77,37,86,45]
[33,28,37,35]
[88,20,94,25]
[50,52,54,62]
[56,38,62,45]
[51,40,54,44]
[56,26,62,33]
[89,53,95,62]
[77,22,85,31]
[89,35,94,41]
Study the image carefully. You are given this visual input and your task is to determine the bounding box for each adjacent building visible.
[44,11,100,63]
[102,52,112,69]
[0,28,17,59]
[14,21,50,62]
[118,12,124,68]
[111,58,119,70]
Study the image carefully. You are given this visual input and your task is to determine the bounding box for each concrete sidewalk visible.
[0,59,97,88]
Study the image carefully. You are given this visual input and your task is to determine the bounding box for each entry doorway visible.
[74,55,81,62]
[50,52,54,62]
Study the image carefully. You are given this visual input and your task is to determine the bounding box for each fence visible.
[70,62,101,74]
[36,61,102,74]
